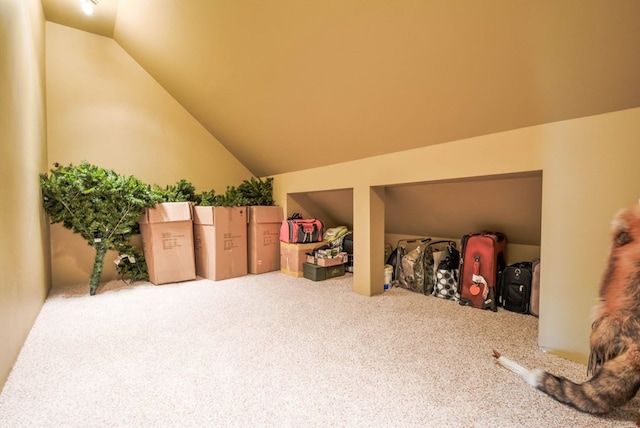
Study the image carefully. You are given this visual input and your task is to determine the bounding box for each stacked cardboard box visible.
[247,206,284,274]
[193,206,248,281]
[280,241,325,277]
[139,202,196,285]
[305,252,348,267]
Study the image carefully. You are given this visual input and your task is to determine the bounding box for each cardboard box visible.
[306,252,348,267]
[139,202,196,285]
[303,262,346,281]
[315,247,342,258]
[280,241,324,277]
[247,206,284,274]
[193,206,247,281]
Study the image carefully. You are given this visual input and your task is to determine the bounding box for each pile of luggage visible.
[387,231,540,316]
[279,213,354,280]
[279,213,540,316]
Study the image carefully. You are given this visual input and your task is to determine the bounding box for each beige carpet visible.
[1,271,638,427]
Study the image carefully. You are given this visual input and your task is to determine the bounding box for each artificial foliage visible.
[156,179,198,203]
[150,176,275,206]
[40,162,276,295]
[40,162,161,295]
[236,176,274,206]
[212,185,247,207]
[197,176,274,207]
[196,189,217,206]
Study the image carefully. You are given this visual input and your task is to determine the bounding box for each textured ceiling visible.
[41,0,640,177]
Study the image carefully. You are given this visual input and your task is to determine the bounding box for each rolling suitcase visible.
[458,231,507,311]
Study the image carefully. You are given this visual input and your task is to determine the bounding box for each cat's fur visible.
[494,200,640,425]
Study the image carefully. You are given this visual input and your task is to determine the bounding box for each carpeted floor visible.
[1,271,638,427]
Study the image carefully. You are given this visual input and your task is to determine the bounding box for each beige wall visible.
[2,6,637,388]
[273,107,640,362]
[538,109,640,362]
[45,23,253,287]
[0,0,49,390]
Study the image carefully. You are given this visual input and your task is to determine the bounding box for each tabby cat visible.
[494,200,640,426]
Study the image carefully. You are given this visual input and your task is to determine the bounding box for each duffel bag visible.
[280,213,324,243]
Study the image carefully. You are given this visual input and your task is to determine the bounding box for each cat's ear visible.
[611,209,628,233]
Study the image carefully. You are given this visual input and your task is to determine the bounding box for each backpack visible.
[499,261,533,314]
[394,238,432,294]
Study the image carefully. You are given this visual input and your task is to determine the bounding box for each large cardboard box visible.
[139,202,196,285]
[280,241,325,277]
[247,206,284,274]
[193,206,247,281]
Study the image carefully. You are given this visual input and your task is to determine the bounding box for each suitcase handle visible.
[398,238,432,245]
[426,239,457,249]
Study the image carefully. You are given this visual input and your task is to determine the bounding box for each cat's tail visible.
[492,349,640,414]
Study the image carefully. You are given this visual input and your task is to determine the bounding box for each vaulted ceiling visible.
[41,0,640,178]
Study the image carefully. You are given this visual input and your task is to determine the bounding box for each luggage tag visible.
[470,255,488,298]
[471,274,488,297]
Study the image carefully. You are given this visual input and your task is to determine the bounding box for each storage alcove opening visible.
[284,171,542,317]
[284,187,355,278]
[384,171,543,330]
[384,171,543,265]
[285,188,354,231]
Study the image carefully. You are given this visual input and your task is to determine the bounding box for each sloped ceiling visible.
[39,0,636,246]
[42,0,640,176]
[41,0,640,178]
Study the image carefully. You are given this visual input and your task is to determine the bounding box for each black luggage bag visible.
[499,261,533,314]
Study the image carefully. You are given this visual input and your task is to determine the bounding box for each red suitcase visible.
[458,231,507,311]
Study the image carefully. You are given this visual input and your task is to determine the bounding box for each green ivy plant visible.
[40,162,162,295]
